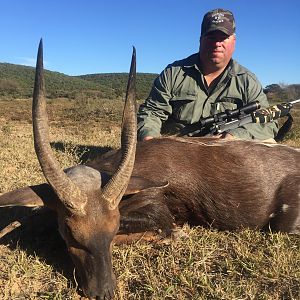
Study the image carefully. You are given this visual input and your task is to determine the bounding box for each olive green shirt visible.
[137,53,278,140]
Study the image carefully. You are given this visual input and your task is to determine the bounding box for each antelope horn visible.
[32,39,87,216]
[102,47,137,209]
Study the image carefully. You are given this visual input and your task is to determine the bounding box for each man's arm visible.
[226,74,278,140]
[137,68,173,141]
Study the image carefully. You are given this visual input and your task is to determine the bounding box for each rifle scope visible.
[199,101,261,127]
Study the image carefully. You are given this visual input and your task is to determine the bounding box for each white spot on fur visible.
[269,213,275,218]
[282,204,289,213]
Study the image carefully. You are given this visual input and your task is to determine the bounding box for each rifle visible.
[180,99,300,138]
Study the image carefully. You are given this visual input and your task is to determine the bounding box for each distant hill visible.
[1,62,299,103]
[264,83,300,103]
[78,72,158,100]
[0,62,157,100]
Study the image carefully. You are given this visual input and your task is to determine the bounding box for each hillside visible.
[78,72,158,100]
[0,62,299,103]
[264,83,300,103]
[0,62,157,100]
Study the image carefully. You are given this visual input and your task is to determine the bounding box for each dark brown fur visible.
[88,137,300,234]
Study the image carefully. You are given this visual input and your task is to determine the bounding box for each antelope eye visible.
[64,224,87,250]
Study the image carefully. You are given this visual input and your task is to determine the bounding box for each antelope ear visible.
[124,176,169,195]
[0,183,59,210]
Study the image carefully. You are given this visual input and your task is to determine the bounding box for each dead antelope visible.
[1,40,137,300]
[1,40,300,300]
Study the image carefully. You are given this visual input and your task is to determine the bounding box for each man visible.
[137,8,278,141]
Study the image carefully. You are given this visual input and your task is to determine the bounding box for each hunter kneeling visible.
[137,8,278,142]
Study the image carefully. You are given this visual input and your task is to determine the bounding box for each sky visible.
[0,0,299,87]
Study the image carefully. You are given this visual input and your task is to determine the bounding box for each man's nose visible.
[214,40,223,46]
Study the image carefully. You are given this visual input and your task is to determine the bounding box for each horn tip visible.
[38,38,43,51]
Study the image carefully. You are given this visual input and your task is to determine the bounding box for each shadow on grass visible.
[0,206,75,279]
[50,141,113,163]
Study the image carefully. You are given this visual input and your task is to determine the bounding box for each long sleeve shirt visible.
[137,53,278,141]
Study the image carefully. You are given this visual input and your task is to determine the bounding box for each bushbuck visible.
[0,40,299,300]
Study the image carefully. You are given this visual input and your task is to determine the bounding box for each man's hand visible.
[214,132,236,140]
[143,136,154,141]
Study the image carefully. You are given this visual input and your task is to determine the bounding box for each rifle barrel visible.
[290,99,300,105]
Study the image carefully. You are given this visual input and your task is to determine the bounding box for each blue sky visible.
[0,0,299,87]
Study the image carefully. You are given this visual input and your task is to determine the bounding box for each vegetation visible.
[0,63,157,100]
[79,72,158,100]
[2,61,300,103]
[263,84,300,145]
[264,83,300,103]
[0,95,299,299]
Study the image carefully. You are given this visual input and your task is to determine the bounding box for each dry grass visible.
[0,98,300,300]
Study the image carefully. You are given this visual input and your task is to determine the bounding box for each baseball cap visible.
[201,8,235,36]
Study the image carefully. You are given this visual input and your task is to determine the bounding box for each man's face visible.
[200,30,236,69]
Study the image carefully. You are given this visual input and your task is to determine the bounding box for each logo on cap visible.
[211,12,225,24]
